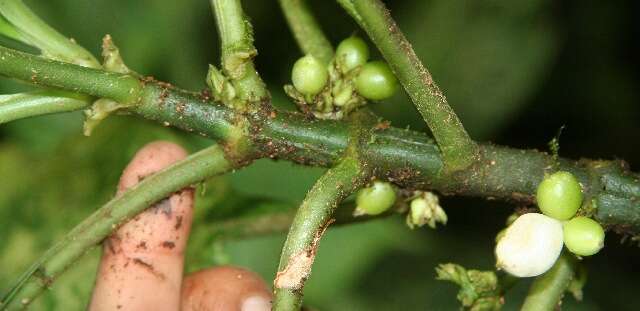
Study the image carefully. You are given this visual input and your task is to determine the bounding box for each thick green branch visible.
[0,90,89,124]
[1,47,640,234]
[211,0,267,103]
[0,145,235,310]
[337,0,479,172]
[273,157,368,310]
[521,253,577,311]
[278,0,333,64]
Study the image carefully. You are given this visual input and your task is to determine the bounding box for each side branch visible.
[1,47,640,234]
[273,157,368,310]
[0,90,88,124]
[0,145,236,310]
[0,46,141,103]
[278,0,334,64]
[211,0,268,103]
[0,0,99,67]
[337,0,479,172]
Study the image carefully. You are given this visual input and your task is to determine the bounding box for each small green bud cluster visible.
[435,263,503,310]
[286,36,399,119]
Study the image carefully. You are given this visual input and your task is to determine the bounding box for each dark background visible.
[1,0,639,309]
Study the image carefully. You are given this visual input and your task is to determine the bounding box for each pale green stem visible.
[0,0,99,68]
[210,0,268,103]
[0,90,89,124]
[521,253,577,311]
[337,0,479,172]
[0,14,26,42]
[273,157,368,310]
[0,145,235,310]
[278,0,333,64]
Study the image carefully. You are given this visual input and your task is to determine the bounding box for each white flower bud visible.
[406,192,447,229]
[495,213,563,277]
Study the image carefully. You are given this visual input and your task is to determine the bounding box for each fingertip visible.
[118,141,189,194]
[181,266,272,311]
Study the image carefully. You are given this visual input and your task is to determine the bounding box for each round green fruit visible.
[355,181,396,215]
[563,216,605,256]
[536,171,583,220]
[335,36,369,73]
[291,55,328,95]
[355,61,398,100]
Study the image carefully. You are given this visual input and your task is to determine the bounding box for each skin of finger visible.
[89,141,194,311]
[181,266,272,311]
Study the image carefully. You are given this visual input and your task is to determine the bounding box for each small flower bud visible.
[406,192,447,229]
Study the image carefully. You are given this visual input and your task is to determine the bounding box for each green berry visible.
[355,181,396,215]
[536,171,583,220]
[355,61,398,100]
[335,36,369,73]
[563,216,605,256]
[291,55,328,95]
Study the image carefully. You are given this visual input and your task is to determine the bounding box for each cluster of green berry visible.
[287,36,399,119]
[536,171,605,257]
[495,171,605,278]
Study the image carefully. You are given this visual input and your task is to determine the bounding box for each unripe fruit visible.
[355,61,398,100]
[536,171,583,220]
[291,55,328,95]
[355,181,396,215]
[563,216,605,256]
[335,36,369,73]
[495,213,564,277]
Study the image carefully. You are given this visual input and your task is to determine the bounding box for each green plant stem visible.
[211,0,268,103]
[337,0,479,172]
[0,46,140,104]
[273,157,368,310]
[521,253,576,311]
[0,90,89,124]
[0,0,99,68]
[278,0,333,64]
[0,145,235,310]
[2,46,640,234]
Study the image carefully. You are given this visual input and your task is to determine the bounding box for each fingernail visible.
[241,295,271,311]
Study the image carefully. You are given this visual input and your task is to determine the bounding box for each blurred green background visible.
[1,0,639,309]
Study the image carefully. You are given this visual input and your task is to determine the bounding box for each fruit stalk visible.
[278,0,333,64]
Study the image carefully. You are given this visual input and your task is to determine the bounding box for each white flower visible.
[495,213,563,277]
